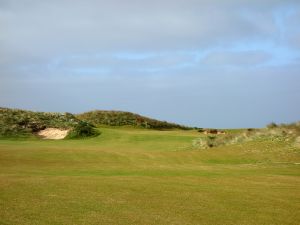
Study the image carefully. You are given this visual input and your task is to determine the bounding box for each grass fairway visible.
[0,127,299,225]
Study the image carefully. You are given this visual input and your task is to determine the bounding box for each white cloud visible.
[1,0,299,67]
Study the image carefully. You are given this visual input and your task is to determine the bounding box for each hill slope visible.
[77,110,191,130]
[0,107,191,138]
[0,107,99,138]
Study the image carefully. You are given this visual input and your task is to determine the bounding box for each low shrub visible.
[267,122,278,129]
[197,128,204,133]
[66,121,100,139]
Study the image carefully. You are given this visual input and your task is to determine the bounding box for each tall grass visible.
[193,122,300,149]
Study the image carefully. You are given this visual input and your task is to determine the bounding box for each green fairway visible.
[0,127,299,225]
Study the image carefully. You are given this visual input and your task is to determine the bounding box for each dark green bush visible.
[267,122,278,129]
[198,128,204,133]
[66,121,100,139]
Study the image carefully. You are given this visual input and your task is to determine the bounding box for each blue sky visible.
[0,0,300,128]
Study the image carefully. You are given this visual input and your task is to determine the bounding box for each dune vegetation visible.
[0,107,100,139]
[77,110,192,130]
[0,108,191,140]
[194,122,300,149]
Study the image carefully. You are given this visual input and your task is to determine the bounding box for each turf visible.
[0,127,299,225]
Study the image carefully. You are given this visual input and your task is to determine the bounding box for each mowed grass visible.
[0,127,299,225]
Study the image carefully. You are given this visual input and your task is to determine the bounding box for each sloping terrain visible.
[77,110,191,130]
[0,107,191,139]
[0,107,99,139]
[193,122,300,149]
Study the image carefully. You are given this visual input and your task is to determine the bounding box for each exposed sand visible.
[38,128,69,140]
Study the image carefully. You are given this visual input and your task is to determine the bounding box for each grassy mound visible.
[193,122,300,149]
[77,110,191,130]
[0,107,99,139]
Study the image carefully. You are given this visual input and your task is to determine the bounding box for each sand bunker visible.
[38,128,69,140]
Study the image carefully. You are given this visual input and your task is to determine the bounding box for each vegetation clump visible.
[77,110,191,130]
[0,107,99,139]
[193,122,300,149]
[66,121,100,139]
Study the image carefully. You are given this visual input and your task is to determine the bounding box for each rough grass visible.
[77,110,192,130]
[0,127,299,225]
[193,123,300,149]
[0,108,99,139]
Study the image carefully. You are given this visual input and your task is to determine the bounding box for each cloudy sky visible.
[1,0,300,128]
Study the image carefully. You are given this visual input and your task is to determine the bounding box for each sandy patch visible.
[38,128,69,140]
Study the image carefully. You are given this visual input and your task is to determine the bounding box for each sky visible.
[1,0,300,128]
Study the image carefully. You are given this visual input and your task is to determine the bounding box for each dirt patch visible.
[37,128,70,140]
